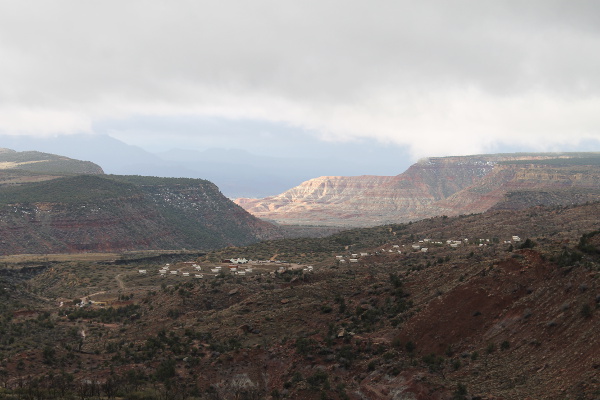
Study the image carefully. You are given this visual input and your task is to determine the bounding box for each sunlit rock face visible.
[236,153,600,227]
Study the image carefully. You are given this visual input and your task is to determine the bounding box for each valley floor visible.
[0,202,599,399]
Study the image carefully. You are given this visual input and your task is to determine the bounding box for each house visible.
[360,252,368,256]
[349,258,359,263]
[138,269,147,274]
[195,274,203,279]
[210,268,220,273]
[421,248,428,253]
[170,271,178,275]
[182,272,190,277]
[412,245,421,250]
[512,236,521,242]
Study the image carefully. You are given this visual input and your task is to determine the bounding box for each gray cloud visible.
[0,0,599,158]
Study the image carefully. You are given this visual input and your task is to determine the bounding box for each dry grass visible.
[0,253,121,263]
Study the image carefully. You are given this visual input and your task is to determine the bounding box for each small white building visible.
[421,248,428,253]
[349,258,359,263]
[512,236,521,242]
[182,272,190,277]
[138,269,147,274]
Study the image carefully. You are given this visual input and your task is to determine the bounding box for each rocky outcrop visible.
[236,153,600,227]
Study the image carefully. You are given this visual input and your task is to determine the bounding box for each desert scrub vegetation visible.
[205,224,405,263]
[0,175,138,205]
[62,304,140,323]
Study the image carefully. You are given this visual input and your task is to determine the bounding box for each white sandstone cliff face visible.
[235,153,600,227]
[235,156,496,226]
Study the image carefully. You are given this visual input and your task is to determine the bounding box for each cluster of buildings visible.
[336,234,524,263]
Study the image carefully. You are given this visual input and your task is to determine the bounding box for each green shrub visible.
[581,303,593,318]
[519,238,536,249]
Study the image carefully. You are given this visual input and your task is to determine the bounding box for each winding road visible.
[115,273,125,290]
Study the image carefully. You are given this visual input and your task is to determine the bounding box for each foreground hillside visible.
[0,201,598,399]
[0,174,282,254]
[236,152,600,227]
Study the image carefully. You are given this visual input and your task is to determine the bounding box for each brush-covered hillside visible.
[0,148,104,175]
[0,201,598,399]
[0,174,282,254]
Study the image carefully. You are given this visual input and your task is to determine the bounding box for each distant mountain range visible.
[0,134,406,198]
[236,152,600,227]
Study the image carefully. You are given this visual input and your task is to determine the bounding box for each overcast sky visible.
[1,0,599,164]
